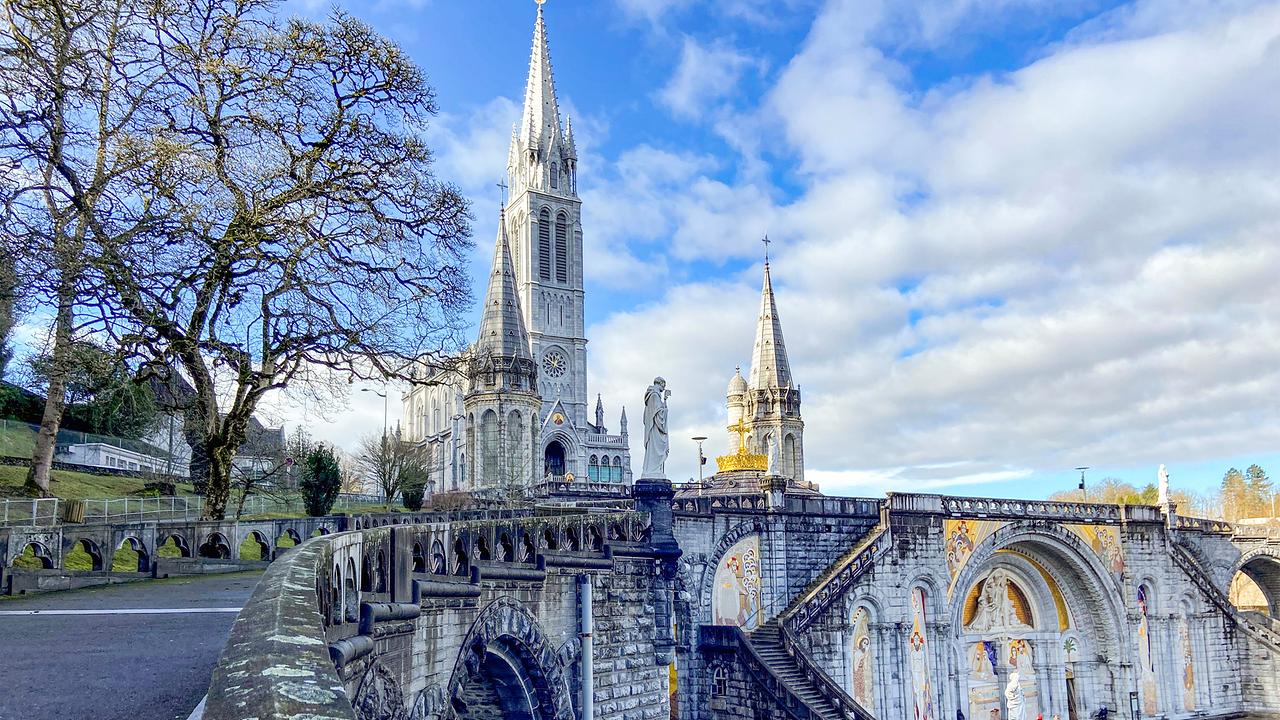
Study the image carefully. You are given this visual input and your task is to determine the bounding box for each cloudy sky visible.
[261,0,1280,499]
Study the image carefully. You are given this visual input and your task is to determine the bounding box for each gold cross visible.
[728,418,750,453]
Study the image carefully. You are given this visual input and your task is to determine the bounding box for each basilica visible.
[400,5,631,491]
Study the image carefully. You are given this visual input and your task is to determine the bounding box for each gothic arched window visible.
[480,410,498,481]
[507,411,522,467]
[538,208,552,281]
[589,455,599,483]
[554,212,569,283]
[550,161,559,189]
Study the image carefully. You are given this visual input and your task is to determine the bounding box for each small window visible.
[550,161,559,189]
[712,666,728,697]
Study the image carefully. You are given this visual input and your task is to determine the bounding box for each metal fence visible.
[0,492,391,527]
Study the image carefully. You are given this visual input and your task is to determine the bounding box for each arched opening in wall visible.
[412,542,426,573]
[276,529,302,551]
[64,538,103,571]
[452,538,469,576]
[9,542,54,569]
[111,537,149,572]
[451,640,541,720]
[950,529,1128,720]
[431,541,447,575]
[199,533,231,559]
[784,434,797,475]
[476,536,491,561]
[612,455,623,482]
[498,533,514,562]
[554,212,568,283]
[588,454,599,482]
[345,557,359,622]
[1230,553,1280,617]
[156,534,189,558]
[239,532,271,561]
[543,440,566,478]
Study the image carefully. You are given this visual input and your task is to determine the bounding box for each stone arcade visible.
[187,5,1280,720]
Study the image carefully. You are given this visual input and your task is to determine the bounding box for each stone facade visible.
[401,3,629,492]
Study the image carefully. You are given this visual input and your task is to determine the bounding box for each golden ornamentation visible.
[717,419,766,471]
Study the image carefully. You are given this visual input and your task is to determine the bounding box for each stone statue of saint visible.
[641,377,670,479]
[1005,672,1026,720]
[1158,464,1170,506]
[766,435,780,475]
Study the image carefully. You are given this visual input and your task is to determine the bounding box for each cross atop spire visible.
[762,234,771,263]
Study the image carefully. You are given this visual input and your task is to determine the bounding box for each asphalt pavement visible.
[0,571,263,720]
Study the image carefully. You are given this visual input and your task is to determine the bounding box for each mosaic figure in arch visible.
[908,587,935,720]
[1007,639,1040,720]
[712,534,762,629]
[1136,585,1158,716]
[1178,612,1196,712]
[850,607,875,711]
[1066,524,1125,580]
[944,519,1006,597]
[966,641,1001,720]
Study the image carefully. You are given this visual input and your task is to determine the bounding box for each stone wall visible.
[204,510,672,720]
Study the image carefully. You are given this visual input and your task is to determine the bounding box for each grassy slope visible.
[0,465,197,499]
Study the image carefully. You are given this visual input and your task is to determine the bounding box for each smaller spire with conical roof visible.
[748,260,793,390]
[474,210,531,361]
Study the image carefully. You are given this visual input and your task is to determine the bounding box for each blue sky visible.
[268,0,1280,500]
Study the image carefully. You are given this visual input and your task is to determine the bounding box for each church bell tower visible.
[503,2,587,432]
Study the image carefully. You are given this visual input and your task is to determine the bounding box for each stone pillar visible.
[762,475,786,511]
[634,477,681,665]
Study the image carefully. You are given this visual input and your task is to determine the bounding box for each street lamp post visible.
[361,387,389,439]
[1075,466,1090,502]
[691,436,708,493]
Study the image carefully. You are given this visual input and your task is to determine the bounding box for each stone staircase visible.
[743,619,845,720]
[1171,543,1280,652]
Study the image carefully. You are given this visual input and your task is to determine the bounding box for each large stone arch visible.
[697,518,765,625]
[444,598,573,720]
[1230,546,1280,617]
[950,522,1130,718]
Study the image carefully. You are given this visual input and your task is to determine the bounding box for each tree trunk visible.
[203,443,235,520]
[24,288,75,496]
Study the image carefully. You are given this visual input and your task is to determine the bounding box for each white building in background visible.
[402,3,631,492]
[55,441,177,476]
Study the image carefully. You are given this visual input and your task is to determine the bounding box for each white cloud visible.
[587,0,1280,493]
[658,37,759,117]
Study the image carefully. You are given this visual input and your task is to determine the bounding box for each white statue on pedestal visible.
[766,434,780,476]
[1005,672,1026,720]
[641,377,670,479]
[1158,464,1170,506]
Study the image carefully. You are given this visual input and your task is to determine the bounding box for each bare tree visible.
[0,0,162,494]
[356,430,429,510]
[3,0,472,515]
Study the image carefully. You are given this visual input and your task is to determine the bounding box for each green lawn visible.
[0,421,36,458]
[0,464,196,499]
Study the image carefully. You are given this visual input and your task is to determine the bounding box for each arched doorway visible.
[544,440,566,477]
[453,640,539,720]
[445,599,573,720]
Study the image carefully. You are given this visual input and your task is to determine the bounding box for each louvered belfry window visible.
[555,212,568,283]
[538,208,552,280]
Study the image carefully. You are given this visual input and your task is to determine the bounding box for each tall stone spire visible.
[507,2,575,199]
[748,261,793,390]
[475,210,531,360]
[518,2,562,158]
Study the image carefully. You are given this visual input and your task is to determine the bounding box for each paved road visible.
[0,571,262,720]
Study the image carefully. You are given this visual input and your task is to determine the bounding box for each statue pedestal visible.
[762,474,787,510]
